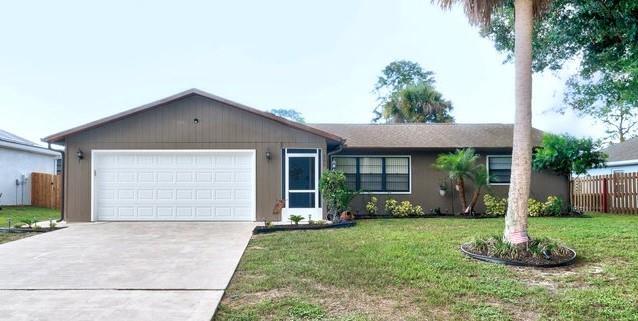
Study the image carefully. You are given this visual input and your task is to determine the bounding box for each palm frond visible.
[433,0,552,26]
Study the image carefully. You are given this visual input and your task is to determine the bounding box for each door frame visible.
[90,149,257,222]
[282,148,322,221]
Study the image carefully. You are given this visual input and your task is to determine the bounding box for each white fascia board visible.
[0,140,61,157]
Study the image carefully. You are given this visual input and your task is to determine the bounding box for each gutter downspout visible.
[326,140,345,168]
[48,143,64,222]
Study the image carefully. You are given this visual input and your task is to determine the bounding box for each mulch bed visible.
[253,221,356,234]
[355,212,588,220]
[460,243,577,268]
[0,227,66,234]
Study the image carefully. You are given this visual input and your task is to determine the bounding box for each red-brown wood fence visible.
[31,172,61,209]
[571,173,638,214]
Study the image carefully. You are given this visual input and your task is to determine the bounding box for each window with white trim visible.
[487,156,512,184]
[332,156,410,192]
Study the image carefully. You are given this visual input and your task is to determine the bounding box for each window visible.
[487,156,512,184]
[55,158,63,174]
[332,156,410,192]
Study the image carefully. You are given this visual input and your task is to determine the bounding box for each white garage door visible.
[92,150,256,221]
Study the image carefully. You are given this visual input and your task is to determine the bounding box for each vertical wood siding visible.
[63,94,327,222]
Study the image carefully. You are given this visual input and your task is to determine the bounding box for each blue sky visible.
[0,0,603,145]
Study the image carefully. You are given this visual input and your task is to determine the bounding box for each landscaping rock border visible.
[253,221,356,234]
[460,243,577,268]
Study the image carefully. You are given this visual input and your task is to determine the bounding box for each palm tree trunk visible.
[457,177,468,214]
[466,187,482,214]
[504,0,534,245]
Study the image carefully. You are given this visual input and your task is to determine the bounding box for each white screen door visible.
[283,149,321,221]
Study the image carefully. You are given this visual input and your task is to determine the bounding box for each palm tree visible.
[382,83,455,123]
[434,149,480,213]
[466,165,490,214]
[434,0,551,244]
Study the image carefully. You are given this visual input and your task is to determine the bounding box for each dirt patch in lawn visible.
[312,283,431,321]
[509,261,614,294]
[221,281,433,321]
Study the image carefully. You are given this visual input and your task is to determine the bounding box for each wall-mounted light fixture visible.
[76,149,84,160]
[331,159,337,170]
[193,118,200,124]
[265,151,272,160]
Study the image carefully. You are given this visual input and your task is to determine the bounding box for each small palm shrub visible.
[289,215,304,225]
[469,235,571,260]
[365,196,378,215]
[484,194,507,216]
[20,218,38,229]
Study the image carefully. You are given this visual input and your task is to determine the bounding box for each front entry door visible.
[284,149,321,221]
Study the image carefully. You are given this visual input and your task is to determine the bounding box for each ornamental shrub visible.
[528,199,544,217]
[544,196,564,216]
[484,194,507,216]
[384,198,399,214]
[384,199,424,217]
[366,196,378,215]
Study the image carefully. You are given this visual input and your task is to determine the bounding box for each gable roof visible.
[309,123,544,149]
[603,137,638,162]
[43,89,343,144]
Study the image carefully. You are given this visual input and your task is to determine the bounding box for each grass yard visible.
[0,206,61,228]
[0,206,59,245]
[215,214,638,321]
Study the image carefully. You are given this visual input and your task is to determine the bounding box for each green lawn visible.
[0,206,61,228]
[215,214,638,321]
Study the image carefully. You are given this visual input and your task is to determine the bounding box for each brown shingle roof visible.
[308,123,544,149]
[603,137,638,162]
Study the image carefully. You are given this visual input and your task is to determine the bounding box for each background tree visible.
[563,69,638,143]
[381,83,455,123]
[435,0,552,245]
[374,60,435,100]
[482,0,638,144]
[373,60,455,123]
[533,133,607,208]
[269,108,305,123]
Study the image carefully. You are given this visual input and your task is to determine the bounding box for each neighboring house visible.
[586,138,638,176]
[43,89,567,222]
[0,129,61,206]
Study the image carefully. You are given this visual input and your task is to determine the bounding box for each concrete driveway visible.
[0,222,255,321]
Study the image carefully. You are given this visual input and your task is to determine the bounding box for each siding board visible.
[63,95,326,222]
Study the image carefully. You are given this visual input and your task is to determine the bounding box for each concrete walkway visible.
[0,222,255,321]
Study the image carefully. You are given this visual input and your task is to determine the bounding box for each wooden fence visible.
[31,172,61,209]
[571,173,638,214]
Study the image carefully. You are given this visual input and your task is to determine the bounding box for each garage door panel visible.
[93,150,255,221]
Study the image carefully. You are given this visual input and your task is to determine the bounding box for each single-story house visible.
[1,129,61,206]
[43,89,567,222]
[586,138,638,176]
